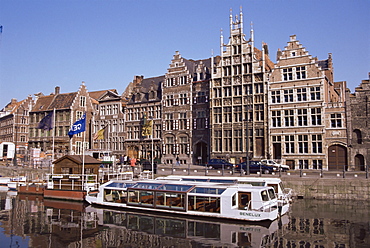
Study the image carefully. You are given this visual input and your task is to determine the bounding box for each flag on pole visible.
[141,120,153,136]
[37,111,53,130]
[93,125,107,140]
[68,113,86,138]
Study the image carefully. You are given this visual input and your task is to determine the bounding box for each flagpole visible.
[52,108,56,174]
[82,112,86,191]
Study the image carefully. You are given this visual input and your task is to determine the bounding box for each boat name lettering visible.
[239,227,261,232]
[239,212,261,217]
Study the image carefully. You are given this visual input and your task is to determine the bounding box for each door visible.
[328,145,347,170]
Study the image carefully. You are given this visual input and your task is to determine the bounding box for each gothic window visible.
[234,129,242,152]
[214,130,222,152]
[224,130,232,152]
[233,106,242,122]
[214,108,222,123]
[223,107,232,122]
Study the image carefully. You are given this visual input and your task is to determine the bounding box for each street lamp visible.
[245,118,250,175]
[150,116,154,179]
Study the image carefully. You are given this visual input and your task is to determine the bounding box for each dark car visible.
[206,159,234,169]
[235,161,276,174]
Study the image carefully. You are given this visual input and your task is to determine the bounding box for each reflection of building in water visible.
[277,199,370,247]
[87,206,287,247]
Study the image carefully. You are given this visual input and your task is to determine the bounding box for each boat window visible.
[106,182,136,189]
[182,178,208,182]
[261,190,269,201]
[156,192,185,210]
[268,188,276,200]
[130,183,162,190]
[104,189,127,203]
[188,196,221,213]
[267,183,278,193]
[239,181,264,186]
[140,191,154,206]
[232,193,237,206]
[190,187,226,195]
[208,179,236,184]
[158,184,193,192]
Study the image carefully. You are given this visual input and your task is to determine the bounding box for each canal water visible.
[0,192,368,248]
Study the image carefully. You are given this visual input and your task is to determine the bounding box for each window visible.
[353,129,363,144]
[179,112,187,130]
[283,68,293,81]
[299,160,309,169]
[233,106,242,122]
[284,110,294,127]
[285,135,295,153]
[165,136,174,155]
[272,111,281,127]
[224,87,232,97]
[298,135,308,153]
[297,109,308,126]
[254,83,263,94]
[330,113,342,128]
[214,130,222,152]
[255,104,264,121]
[312,135,322,153]
[179,93,187,105]
[310,87,321,100]
[296,66,306,79]
[214,108,222,123]
[271,91,281,103]
[223,107,232,122]
[311,108,322,125]
[224,130,232,152]
[179,136,188,154]
[297,88,307,101]
[196,92,206,103]
[312,160,323,170]
[284,89,294,102]
[233,86,242,96]
[164,113,174,131]
[234,129,242,152]
[80,96,86,107]
[165,95,174,106]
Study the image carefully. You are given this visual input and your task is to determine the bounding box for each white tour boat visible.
[86,179,286,222]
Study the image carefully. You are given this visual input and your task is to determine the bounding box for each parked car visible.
[260,159,289,171]
[206,159,234,169]
[235,161,276,174]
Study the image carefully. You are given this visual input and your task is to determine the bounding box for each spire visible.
[220,28,224,56]
[229,8,233,35]
[240,6,243,31]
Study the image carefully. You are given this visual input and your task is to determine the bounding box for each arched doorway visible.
[354,154,365,171]
[328,144,347,171]
[194,141,208,165]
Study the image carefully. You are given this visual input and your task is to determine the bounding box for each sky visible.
[0,0,369,108]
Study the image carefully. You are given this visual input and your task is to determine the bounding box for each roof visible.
[53,155,102,164]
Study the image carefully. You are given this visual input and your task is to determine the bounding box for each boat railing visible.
[46,174,99,192]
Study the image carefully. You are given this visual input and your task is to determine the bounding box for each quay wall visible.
[282,177,370,201]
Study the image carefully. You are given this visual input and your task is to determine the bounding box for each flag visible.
[93,126,107,140]
[68,113,86,138]
[37,111,53,130]
[141,120,152,136]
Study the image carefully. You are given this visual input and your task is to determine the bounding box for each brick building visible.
[269,35,348,170]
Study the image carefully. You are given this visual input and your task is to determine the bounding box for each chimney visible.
[55,86,60,95]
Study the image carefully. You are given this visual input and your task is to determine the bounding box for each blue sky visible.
[0,0,369,108]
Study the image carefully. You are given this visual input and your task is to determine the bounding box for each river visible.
[0,192,368,247]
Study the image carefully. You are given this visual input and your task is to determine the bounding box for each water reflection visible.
[0,192,369,247]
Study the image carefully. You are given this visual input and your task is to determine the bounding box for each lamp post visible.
[13,125,18,167]
[245,118,250,175]
[150,117,154,179]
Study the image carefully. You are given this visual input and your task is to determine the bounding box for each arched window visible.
[353,129,362,144]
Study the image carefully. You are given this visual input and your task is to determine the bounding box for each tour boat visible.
[0,176,27,191]
[86,179,286,222]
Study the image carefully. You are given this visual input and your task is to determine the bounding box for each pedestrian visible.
[176,156,180,166]
[123,155,128,165]
[130,157,137,173]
